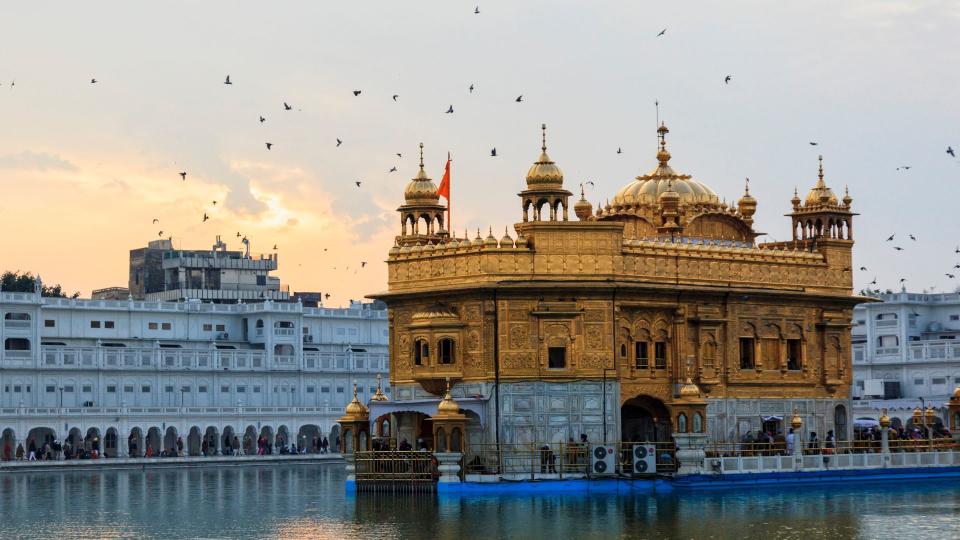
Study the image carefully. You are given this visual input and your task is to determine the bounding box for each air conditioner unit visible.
[217,332,229,340]
[632,443,657,475]
[304,335,313,343]
[590,444,616,475]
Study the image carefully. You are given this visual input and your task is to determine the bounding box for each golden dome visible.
[804,155,838,206]
[678,377,701,398]
[371,374,389,402]
[436,380,461,415]
[525,124,564,188]
[879,408,890,428]
[609,123,720,210]
[484,227,498,247]
[342,384,369,419]
[791,408,803,429]
[404,143,439,203]
[574,185,593,220]
[500,227,514,247]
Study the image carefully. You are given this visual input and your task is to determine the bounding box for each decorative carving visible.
[467,330,481,351]
[502,353,534,369]
[585,324,603,349]
[509,325,529,349]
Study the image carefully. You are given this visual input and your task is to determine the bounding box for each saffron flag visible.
[438,155,451,200]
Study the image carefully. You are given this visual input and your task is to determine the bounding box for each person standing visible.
[786,428,796,455]
[15,443,24,461]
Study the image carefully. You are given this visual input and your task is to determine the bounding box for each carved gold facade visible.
[370,123,862,446]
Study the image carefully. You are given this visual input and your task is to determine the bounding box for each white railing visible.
[908,340,960,361]
[712,450,960,475]
[0,405,344,418]
[876,347,900,356]
[274,328,296,336]
[874,320,899,327]
[3,320,31,329]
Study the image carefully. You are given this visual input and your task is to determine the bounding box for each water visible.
[1,464,959,539]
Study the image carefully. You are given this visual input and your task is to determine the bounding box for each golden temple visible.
[366,122,862,449]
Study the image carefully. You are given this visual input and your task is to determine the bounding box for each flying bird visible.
[515,95,523,102]
[396,153,402,158]
[896,166,912,171]
[909,234,917,241]
[617,147,622,154]
[392,94,398,101]
[236,232,242,237]
[893,246,904,251]
[469,84,475,93]
[657,28,666,37]
[353,90,361,96]
[948,146,956,158]
[158,231,164,237]
[389,166,397,173]
[259,115,265,123]
[474,6,479,14]
[361,261,367,268]
[324,293,331,300]
[446,105,454,113]
[211,201,217,205]
[273,244,278,250]
[809,142,818,146]
[152,218,159,224]
[886,234,895,241]
[202,213,209,222]
[859,266,867,271]
[283,102,292,110]
[724,75,732,84]
[355,181,362,187]
[899,278,907,283]
[869,277,877,285]
[490,148,497,157]
[336,138,342,147]
[179,172,187,181]
[265,142,272,150]
[90,78,97,84]
[954,264,960,269]
[224,75,232,85]
[948,274,956,279]
[955,246,959,254]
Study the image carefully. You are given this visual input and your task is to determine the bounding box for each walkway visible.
[0,453,343,472]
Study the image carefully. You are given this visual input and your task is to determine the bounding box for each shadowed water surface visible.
[1,464,958,539]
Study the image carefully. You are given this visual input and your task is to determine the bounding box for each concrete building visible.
[852,290,960,429]
[0,279,388,459]
[129,237,287,303]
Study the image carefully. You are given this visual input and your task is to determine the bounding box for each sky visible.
[1,1,959,305]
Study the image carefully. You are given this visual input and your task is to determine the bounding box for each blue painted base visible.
[437,477,674,495]
[672,466,960,490]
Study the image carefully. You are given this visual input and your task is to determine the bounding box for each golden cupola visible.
[573,183,593,220]
[518,124,572,224]
[738,178,757,227]
[341,384,369,421]
[608,123,721,211]
[804,155,838,206]
[525,124,564,188]
[404,143,440,204]
[396,143,449,247]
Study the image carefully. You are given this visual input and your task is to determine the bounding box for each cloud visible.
[0,151,78,172]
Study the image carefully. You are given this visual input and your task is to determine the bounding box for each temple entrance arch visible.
[187,426,202,456]
[1,428,15,461]
[621,395,673,443]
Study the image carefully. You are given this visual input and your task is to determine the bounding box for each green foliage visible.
[0,271,79,298]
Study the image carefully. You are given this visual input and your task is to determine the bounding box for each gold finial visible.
[744,177,750,195]
[794,186,799,197]
[818,155,824,182]
[541,123,547,152]
[791,407,802,429]
[419,142,425,170]
[352,382,359,399]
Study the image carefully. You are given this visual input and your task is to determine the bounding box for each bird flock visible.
[3,14,959,302]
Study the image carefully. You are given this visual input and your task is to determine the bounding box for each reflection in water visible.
[1,465,958,539]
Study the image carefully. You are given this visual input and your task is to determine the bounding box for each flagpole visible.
[447,151,452,235]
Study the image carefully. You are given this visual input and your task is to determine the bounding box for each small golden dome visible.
[952,385,960,399]
[343,384,369,418]
[805,155,838,206]
[525,124,564,188]
[371,374,389,402]
[500,226,514,247]
[574,185,593,220]
[790,408,803,429]
[389,243,401,256]
[484,227,498,247]
[436,380,460,415]
[843,185,852,206]
[678,377,701,398]
[659,180,680,204]
[412,304,459,322]
[404,143,439,203]
[515,233,528,247]
[879,408,890,428]
[472,229,484,247]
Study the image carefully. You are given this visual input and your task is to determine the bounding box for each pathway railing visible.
[462,442,677,478]
[353,450,436,492]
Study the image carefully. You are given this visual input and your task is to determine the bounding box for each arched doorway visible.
[243,425,257,455]
[259,426,274,455]
[104,428,118,458]
[834,404,849,442]
[85,427,101,453]
[391,412,431,451]
[621,395,673,443]
[145,427,162,456]
[163,427,178,456]
[203,426,219,456]
[276,425,289,451]
[25,427,55,458]
[328,425,341,453]
[66,427,83,455]
[128,428,143,457]
[187,426,202,456]
[1,428,15,461]
[221,426,236,455]
[298,425,321,453]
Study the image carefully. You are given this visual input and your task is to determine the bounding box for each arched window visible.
[274,321,294,328]
[620,344,627,358]
[451,427,463,452]
[413,338,429,366]
[439,338,455,365]
[435,427,447,452]
[693,413,703,433]
[273,344,294,356]
[255,319,264,328]
[3,313,30,321]
[677,413,688,433]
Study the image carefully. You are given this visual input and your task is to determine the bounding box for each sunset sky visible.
[1,1,959,305]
